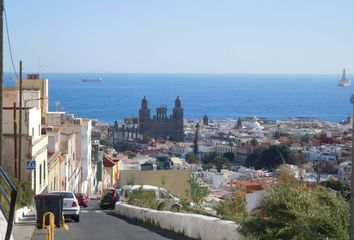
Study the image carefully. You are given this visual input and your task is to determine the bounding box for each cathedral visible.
[139,96,184,142]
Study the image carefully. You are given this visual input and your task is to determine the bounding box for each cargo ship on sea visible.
[82,77,103,82]
[338,69,351,87]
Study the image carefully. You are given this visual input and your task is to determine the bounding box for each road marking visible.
[63,224,70,230]
[81,210,88,213]
[95,210,103,213]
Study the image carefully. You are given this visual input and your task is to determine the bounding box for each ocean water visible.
[4,73,354,124]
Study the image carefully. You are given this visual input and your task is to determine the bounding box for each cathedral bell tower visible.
[173,96,184,141]
[139,96,150,123]
[173,96,183,120]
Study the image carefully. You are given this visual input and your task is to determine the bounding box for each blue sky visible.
[4,0,354,74]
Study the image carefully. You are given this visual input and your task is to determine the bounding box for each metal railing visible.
[42,212,55,240]
[0,167,17,240]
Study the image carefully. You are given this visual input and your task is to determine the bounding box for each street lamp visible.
[19,97,47,181]
[23,97,47,121]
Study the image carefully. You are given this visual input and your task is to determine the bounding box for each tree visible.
[202,151,217,164]
[202,162,213,171]
[212,156,229,173]
[320,179,350,201]
[314,161,337,175]
[242,179,349,239]
[193,123,199,155]
[189,175,208,206]
[245,147,265,168]
[216,189,248,223]
[274,131,281,139]
[246,145,296,170]
[301,135,310,144]
[185,152,199,164]
[250,138,258,146]
[223,152,235,162]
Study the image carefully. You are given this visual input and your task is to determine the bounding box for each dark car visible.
[99,189,120,209]
[75,193,88,207]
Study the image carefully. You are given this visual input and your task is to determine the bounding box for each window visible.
[43,161,46,181]
[39,163,42,185]
[32,127,35,138]
[33,169,36,190]
[38,124,41,136]
[51,192,74,199]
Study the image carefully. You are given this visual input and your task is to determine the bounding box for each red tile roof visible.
[103,154,115,168]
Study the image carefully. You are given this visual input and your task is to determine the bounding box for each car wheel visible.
[100,204,106,210]
[171,205,180,212]
[74,215,80,222]
[84,204,88,208]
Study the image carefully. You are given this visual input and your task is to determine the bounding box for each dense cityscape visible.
[0,73,352,239]
[1,1,354,240]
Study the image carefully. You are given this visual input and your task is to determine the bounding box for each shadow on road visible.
[106,212,196,240]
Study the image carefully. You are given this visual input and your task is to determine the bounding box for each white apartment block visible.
[47,112,93,194]
[2,89,48,194]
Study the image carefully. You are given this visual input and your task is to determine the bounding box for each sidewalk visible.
[12,210,36,240]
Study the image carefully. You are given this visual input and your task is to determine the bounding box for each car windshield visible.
[51,192,74,199]
[105,190,114,196]
[159,190,170,199]
[62,192,74,198]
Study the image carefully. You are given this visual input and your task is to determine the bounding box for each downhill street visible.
[55,200,193,240]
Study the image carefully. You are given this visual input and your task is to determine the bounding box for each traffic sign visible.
[26,160,36,170]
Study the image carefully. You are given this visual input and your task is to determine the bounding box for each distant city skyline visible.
[4,0,354,74]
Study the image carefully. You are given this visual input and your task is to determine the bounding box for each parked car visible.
[50,191,80,222]
[75,193,88,207]
[99,188,121,209]
[120,185,182,212]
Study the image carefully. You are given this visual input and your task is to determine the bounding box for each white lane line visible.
[95,210,103,213]
[81,210,88,213]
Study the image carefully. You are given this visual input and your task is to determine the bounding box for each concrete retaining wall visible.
[15,206,33,223]
[115,202,241,240]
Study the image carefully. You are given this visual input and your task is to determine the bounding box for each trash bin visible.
[35,193,64,228]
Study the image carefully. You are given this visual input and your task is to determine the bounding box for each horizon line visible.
[4,71,347,75]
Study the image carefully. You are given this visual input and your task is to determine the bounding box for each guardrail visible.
[0,167,18,240]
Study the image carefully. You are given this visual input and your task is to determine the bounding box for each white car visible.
[50,191,80,222]
[120,185,182,212]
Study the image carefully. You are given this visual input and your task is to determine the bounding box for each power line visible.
[4,5,18,79]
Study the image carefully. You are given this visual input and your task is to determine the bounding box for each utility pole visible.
[18,61,22,181]
[0,0,4,167]
[13,102,17,178]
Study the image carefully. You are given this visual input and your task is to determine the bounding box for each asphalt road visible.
[55,200,193,240]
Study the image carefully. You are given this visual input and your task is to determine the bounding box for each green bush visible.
[189,176,208,206]
[0,177,34,215]
[216,190,249,223]
[242,182,349,240]
[127,188,159,210]
[13,179,35,208]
